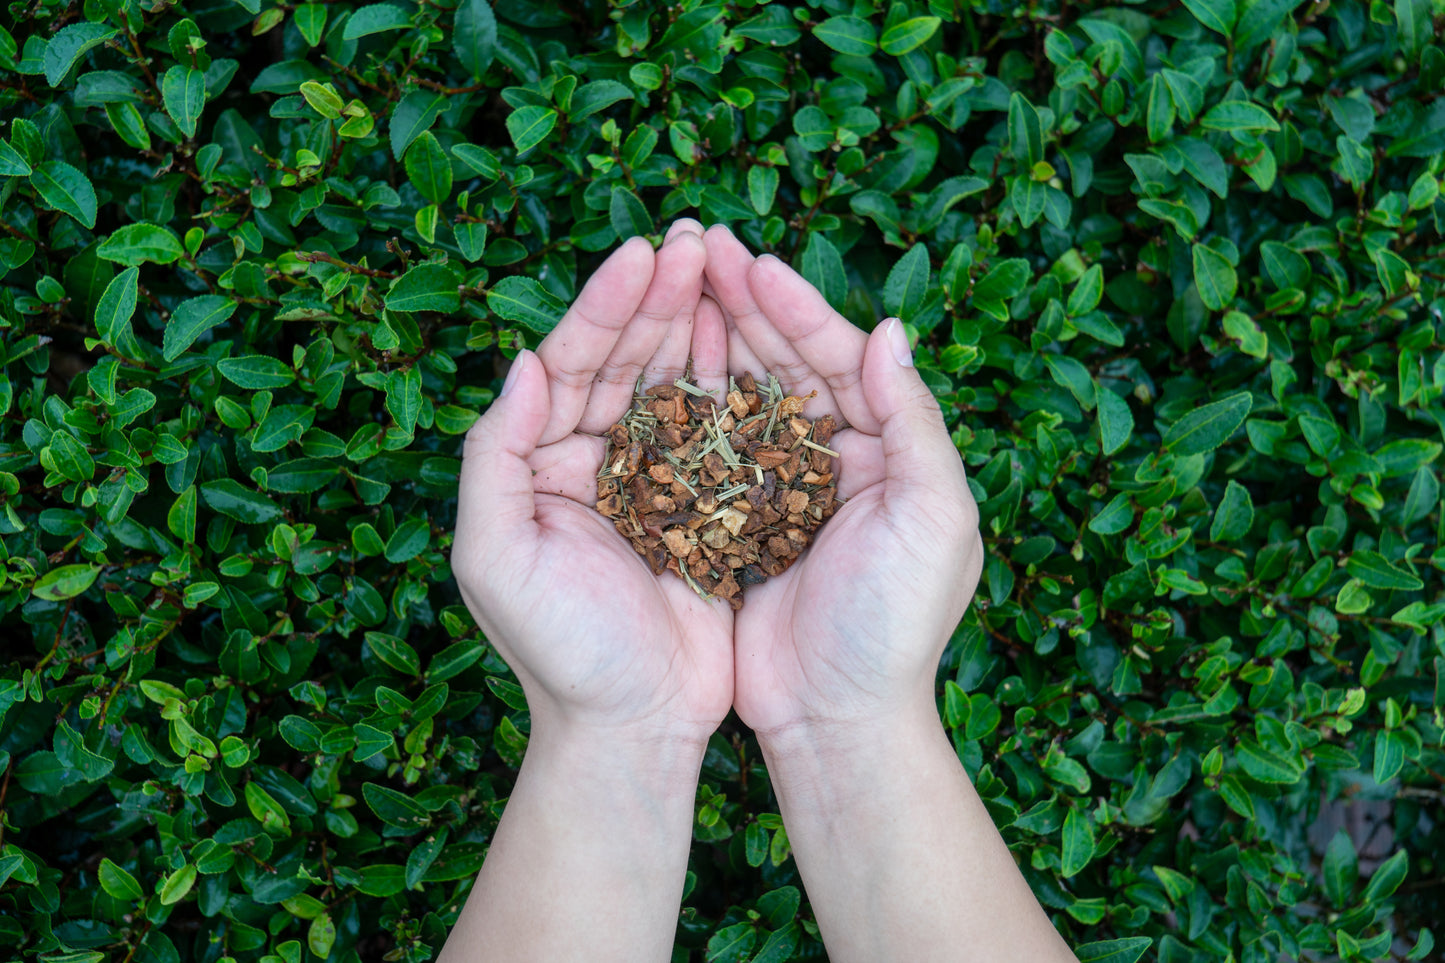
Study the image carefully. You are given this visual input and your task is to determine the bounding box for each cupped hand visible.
[702,225,985,737]
[453,221,734,740]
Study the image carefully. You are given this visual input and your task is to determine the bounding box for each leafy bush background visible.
[2,0,1443,960]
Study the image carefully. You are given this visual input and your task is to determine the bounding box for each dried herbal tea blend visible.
[596,371,840,609]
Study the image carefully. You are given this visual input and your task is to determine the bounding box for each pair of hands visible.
[452,220,984,751]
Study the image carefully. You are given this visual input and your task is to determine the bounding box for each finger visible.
[689,295,729,403]
[700,232,768,380]
[641,224,708,387]
[861,319,969,510]
[665,216,704,243]
[575,230,707,434]
[456,351,550,577]
[536,236,655,444]
[703,225,849,424]
[747,253,879,434]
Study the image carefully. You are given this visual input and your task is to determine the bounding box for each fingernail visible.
[884,318,913,367]
[500,351,526,397]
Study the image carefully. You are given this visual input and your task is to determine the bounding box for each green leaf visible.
[608,185,652,239]
[362,781,430,830]
[506,105,558,155]
[1191,243,1237,310]
[1043,354,1095,410]
[1234,0,1306,52]
[1396,0,1429,59]
[1370,246,1411,297]
[428,641,484,682]
[1089,492,1134,535]
[386,262,460,313]
[161,66,206,139]
[792,105,834,152]
[405,131,452,204]
[1238,739,1304,784]
[244,782,291,834]
[1067,265,1103,315]
[299,80,343,119]
[569,80,632,121]
[294,5,328,46]
[800,233,847,312]
[879,16,941,55]
[883,244,930,321]
[813,16,877,55]
[168,485,197,543]
[1404,468,1438,525]
[43,22,118,87]
[972,257,1031,302]
[751,925,800,963]
[1008,92,1044,166]
[1146,74,1175,143]
[1346,550,1423,591]
[252,405,315,452]
[99,858,144,902]
[30,161,97,229]
[384,516,430,562]
[455,0,497,80]
[1061,807,1096,877]
[385,367,422,434]
[343,3,412,39]
[1163,391,1252,455]
[748,164,778,215]
[390,90,448,160]
[705,922,756,963]
[32,564,101,601]
[0,139,33,177]
[1322,830,1357,907]
[1200,100,1279,132]
[106,102,150,150]
[1096,388,1134,456]
[98,223,184,267]
[354,723,395,762]
[218,355,296,389]
[1333,135,1373,189]
[95,267,139,346]
[1210,479,1254,542]
[163,295,237,361]
[308,914,336,959]
[488,275,566,333]
[1076,938,1153,963]
[366,631,421,675]
[1260,241,1310,289]
[45,431,94,482]
[158,864,197,905]
[200,479,282,524]
[1181,0,1237,34]
[1361,848,1408,901]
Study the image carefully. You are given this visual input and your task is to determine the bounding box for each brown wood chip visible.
[597,370,841,607]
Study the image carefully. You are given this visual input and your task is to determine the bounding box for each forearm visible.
[759,704,1077,963]
[439,721,705,962]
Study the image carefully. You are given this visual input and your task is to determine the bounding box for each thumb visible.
[456,350,551,562]
[861,319,969,509]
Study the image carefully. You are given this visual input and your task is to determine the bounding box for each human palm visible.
[700,226,984,735]
[454,223,732,737]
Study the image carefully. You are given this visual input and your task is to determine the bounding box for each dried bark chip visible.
[662,528,693,558]
[598,370,842,607]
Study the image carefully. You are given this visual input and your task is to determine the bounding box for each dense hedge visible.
[3,0,1443,960]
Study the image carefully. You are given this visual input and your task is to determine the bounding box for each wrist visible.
[754,700,951,811]
[524,713,712,801]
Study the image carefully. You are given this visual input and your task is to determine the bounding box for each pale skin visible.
[440,220,1078,962]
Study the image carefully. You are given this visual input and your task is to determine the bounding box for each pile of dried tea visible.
[596,371,840,608]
